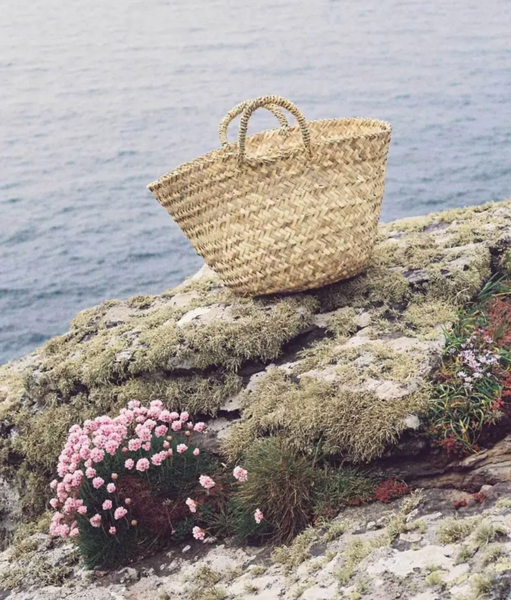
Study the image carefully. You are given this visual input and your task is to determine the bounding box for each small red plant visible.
[453,498,467,510]
[436,435,466,457]
[472,492,486,504]
[373,478,410,503]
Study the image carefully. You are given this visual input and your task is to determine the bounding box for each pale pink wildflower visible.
[90,514,102,528]
[177,444,188,454]
[50,498,59,509]
[102,499,113,510]
[77,505,87,515]
[107,483,116,493]
[105,440,118,455]
[142,442,151,451]
[109,526,116,535]
[169,411,180,421]
[70,527,80,538]
[193,448,200,457]
[171,420,182,432]
[254,509,264,524]
[92,477,104,489]
[136,458,150,472]
[85,467,96,479]
[233,466,248,482]
[114,506,128,520]
[151,452,166,466]
[90,448,105,463]
[128,438,142,452]
[50,479,58,490]
[192,526,206,541]
[125,458,135,470]
[186,498,197,513]
[163,441,170,449]
[193,422,205,433]
[159,410,172,423]
[199,475,215,490]
[155,424,168,437]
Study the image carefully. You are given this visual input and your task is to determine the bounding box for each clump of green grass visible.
[234,437,316,544]
[271,528,318,570]
[425,570,445,586]
[455,545,473,565]
[472,521,501,548]
[481,543,505,565]
[437,516,481,544]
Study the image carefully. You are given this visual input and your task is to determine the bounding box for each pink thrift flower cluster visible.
[233,466,248,482]
[49,401,206,541]
[192,526,206,541]
[254,508,264,524]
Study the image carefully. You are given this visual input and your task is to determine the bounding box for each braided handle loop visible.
[219,100,289,146]
[238,96,311,164]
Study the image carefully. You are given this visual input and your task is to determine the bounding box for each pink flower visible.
[159,410,172,423]
[105,440,118,455]
[80,446,91,460]
[142,442,151,451]
[193,448,200,457]
[151,452,166,466]
[194,422,205,433]
[171,421,182,432]
[50,479,58,490]
[90,514,102,528]
[90,448,105,463]
[77,505,87,515]
[109,526,116,535]
[169,411,180,421]
[114,506,128,520]
[92,477,105,489]
[50,498,59,509]
[128,438,142,452]
[199,475,215,490]
[163,441,170,449]
[102,500,113,510]
[233,466,248,482]
[85,467,97,479]
[107,483,116,493]
[135,425,152,441]
[186,498,197,513]
[254,509,264,524]
[70,527,80,538]
[177,444,188,454]
[136,458,150,472]
[180,411,190,422]
[125,458,135,470]
[192,526,206,541]
[155,425,168,437]
[128,400,141,409]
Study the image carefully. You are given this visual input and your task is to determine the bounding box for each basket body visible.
[149,105,391,296]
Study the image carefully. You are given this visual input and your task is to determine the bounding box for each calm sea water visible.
[2,0,511,365]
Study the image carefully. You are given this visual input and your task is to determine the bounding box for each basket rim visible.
[147,117,392,192]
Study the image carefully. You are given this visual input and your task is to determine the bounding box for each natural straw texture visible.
[148,95,392,296]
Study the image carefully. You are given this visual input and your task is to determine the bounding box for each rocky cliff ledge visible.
[3,200,511,599]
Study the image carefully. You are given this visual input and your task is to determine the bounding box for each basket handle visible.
[219,101,289,146]
[237,96,312,164]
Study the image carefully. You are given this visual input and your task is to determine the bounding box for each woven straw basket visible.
[148,96,391,296]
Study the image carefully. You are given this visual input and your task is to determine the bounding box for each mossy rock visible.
[1,199,511,525]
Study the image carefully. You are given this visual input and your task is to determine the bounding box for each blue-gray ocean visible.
[2,0,511,365]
